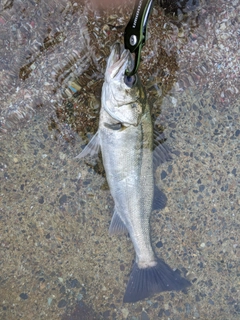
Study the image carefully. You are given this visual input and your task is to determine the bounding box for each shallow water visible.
[0,0,240,319]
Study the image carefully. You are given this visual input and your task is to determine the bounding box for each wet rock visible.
[103,310,111,318]
[58,299,67,308]
[159,0,199,15]
[234,304,240,314]
[38,195,44,204]
[185,303,191,315]
[120,264,125,271]
[141,311,150,320]
[158,309,164,317]
[19,293,28,300]
[195,295,200,302]
[66,278,80,288]
[60,286,66,294]
[165,310,171,316]
[156,241,163,248]
[161,170,167,180]
[59,194,68,205]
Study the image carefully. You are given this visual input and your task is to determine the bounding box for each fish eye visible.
[124,75,136,88]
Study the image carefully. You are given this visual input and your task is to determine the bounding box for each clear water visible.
[0,0,239,319]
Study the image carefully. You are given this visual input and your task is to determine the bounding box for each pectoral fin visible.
[75,132,100,159]
[109,209,128,235]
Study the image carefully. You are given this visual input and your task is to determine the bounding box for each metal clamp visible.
[124,0,154,76]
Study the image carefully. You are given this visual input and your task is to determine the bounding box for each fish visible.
[76,42,191,303]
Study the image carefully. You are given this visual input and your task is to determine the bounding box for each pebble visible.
[141,311,150,320]
[122,308,129,318]
[59,194,67,205]
[156,241,163,248]
[77,293,83,301]
[194,310,200,318]
[59,152,66,160]
[161,170,167,180]
[165,310,171,316]
[47,297,53,306]
[66,278,80,288]
[185,303,191,314]
[38,196,44,204]
[120,264,125,271]
[196,295,201,302]
[220,22,226,30]
[158,309,164,317]
[171,97,177,106]
[58,299,67,308]
[19,293,28,300]
[103,310,111,318]
[60,286,65,294]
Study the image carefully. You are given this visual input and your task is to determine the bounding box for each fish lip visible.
[106,43,131,80]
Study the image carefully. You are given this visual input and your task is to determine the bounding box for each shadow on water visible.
[0,0,240,319]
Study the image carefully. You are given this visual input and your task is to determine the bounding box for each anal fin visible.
[109,209,128,236]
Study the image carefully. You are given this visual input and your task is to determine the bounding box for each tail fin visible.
[123,258,191,303]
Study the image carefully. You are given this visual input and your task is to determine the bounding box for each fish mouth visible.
[106,43,133,81]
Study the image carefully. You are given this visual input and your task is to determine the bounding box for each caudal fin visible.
[123,258,191,303]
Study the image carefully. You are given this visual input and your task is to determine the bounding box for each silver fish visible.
[77,43,191,302]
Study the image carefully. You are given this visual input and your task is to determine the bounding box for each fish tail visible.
[123,258,191,303]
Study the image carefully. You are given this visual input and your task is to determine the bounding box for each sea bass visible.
[77,43,191,302]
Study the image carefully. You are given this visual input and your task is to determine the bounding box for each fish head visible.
[102,43,146,126]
